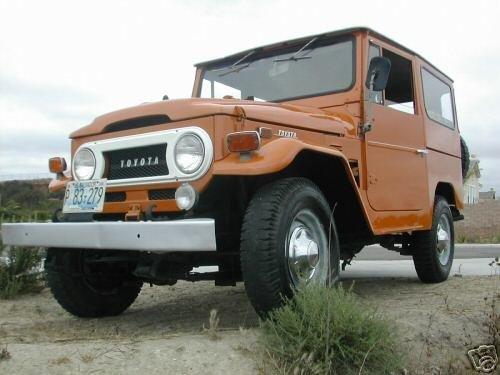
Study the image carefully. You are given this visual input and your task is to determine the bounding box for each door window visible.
[382,49,415,114]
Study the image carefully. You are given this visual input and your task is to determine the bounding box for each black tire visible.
[45,248,142,317]
[240,178,340,316]
[460,136,470,182]
[411,196,454,283]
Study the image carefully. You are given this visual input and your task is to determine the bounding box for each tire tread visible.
[411,196,454,283]
[240,178,332,314]
[45,249,142,317]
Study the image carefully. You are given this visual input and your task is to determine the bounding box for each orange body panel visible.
[53,28,463,236]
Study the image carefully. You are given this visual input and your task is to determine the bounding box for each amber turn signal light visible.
[48,157,67,174]
[227,131,260,153]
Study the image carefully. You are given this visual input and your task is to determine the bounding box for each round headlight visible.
[73,148,96,180]
[174,134,205,174]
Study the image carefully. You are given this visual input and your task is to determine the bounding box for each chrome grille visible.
[149,189,176,200]
[104,192,126,202]
[105,144,169,180]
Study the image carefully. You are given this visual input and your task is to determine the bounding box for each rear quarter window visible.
[421,68,455,128]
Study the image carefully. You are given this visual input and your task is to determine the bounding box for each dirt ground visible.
[0,275,498,374]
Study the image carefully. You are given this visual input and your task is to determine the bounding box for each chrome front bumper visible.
[1,219,216,252]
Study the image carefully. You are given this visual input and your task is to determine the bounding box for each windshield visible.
[200,38,354,102]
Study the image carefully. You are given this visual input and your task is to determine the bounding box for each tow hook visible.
[125,204,143,221]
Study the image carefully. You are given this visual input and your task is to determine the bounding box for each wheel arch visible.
[212,138,374,246]
[435,182,456,206]
[434,181,463,220]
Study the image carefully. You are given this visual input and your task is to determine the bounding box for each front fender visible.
[213,137,348,176]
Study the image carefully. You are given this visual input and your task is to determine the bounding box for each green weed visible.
[0,245,45,299]
[261,284,403,375]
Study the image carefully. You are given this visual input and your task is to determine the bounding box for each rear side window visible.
[421,68,455,128]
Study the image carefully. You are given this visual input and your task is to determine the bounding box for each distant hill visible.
[0,179,63,221]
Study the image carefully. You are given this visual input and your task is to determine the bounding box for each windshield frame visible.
[196,35,357,103]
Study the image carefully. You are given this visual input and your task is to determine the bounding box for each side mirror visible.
[365,57,391,91]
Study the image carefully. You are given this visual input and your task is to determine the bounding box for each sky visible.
[0,0,499,192]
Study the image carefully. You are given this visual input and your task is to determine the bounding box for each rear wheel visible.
[411,196,454,283]
[45,248,142,317]
[240,178,340,316]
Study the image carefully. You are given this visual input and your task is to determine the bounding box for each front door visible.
[364,45,428,211]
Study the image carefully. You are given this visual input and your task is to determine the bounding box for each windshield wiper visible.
[215,50,256,77]
[273,36,319,62]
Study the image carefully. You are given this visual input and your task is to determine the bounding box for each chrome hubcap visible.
[286,209,328,288]
[436,214,451,265]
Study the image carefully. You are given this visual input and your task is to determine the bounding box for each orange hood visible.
[70,98,354,138]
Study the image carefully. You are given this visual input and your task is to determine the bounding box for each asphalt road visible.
[355,244,499,260]
[341,244,499,279]
[194,244,499,279]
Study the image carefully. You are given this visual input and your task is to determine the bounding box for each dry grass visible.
[485,277,500,346]
[456,233,500,244]
[80,353,95,364]
[49,356,71,365]
[202,309,220,341]
[0,345,11,361]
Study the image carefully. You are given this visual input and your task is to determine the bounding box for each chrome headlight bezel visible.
[173,133,205,174]
[70,126,213,187]
[72,148,96,180]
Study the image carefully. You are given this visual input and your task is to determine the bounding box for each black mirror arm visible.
[360,72,376,135]
[361,57,391,135]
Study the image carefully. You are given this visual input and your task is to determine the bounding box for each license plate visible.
[63,179,107,213]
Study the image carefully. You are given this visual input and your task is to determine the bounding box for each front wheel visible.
[240,178,340,316]
[411,196,454,283]
[45,248,142,317]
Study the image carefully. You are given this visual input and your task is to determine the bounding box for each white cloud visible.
[0,0,499,191]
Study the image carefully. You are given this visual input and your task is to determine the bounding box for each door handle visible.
[416,149,428,156]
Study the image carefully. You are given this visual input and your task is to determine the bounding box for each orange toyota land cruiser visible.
[2,27,468,317]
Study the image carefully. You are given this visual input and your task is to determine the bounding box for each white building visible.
[463,158,481,204]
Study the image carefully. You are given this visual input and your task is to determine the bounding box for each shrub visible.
[0,245,45,299]
[261,284,403,375]
[491,233,500,244]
